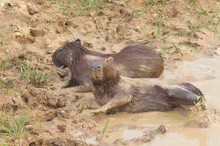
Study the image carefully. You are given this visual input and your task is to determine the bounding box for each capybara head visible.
[91,58,104,81]
[52,39,81,68]
[91,57,119,82]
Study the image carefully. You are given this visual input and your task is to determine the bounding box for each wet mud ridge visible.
[0,0,220,145]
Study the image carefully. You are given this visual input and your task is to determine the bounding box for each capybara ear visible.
[75,39,81,44]
[105,57,113,64]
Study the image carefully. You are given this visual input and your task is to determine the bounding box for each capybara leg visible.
[90,94,132,114]
[62,79,80,88]
[73,86,92,92]
[167,87,201,105]
[179,83,203,96]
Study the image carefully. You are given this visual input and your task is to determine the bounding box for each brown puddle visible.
[91,48,220,146]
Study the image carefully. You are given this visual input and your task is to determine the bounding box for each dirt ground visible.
[0,0,220,145]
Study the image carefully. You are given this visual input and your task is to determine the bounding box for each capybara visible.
[52,39,164,88]
[89,57,204,114]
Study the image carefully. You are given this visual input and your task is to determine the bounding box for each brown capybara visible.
[52,39,164,88]
[89,57,204,114]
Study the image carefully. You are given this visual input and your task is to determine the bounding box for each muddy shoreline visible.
[0,0,220,145]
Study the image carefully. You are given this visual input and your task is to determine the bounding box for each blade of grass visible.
[101,117,111,136]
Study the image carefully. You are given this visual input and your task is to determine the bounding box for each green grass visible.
[57,0,74,16]
[0,59,14,71]
[145,0,167,6]
[0,58,51,88]
[145,0,157,5]
[0,58,20,93]
[0,77,18,94]
[156,13,163,39]
[189,2,209,16]
[186,23,200,43]
[137,13,166,42]
[205,11,220,34]
[19,61,51,87]
[187,9,219,35]
[188,1,220,35]
[56,0,107,16]
[133,9,145,15]
[0,112,29,137]
[159,43,180,55]
[205,23,219,34]
[101,117,111,136]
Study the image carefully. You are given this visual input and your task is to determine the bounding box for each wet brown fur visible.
[90,58,204,113]
[52,39,164,88]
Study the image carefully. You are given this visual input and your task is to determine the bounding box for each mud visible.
[100,48,220,146]
[0,0,220,145]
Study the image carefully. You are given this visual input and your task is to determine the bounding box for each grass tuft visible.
[145,0,156,5]
[19,61,51,87]
[156,13,163,39]
[145,0,167,6]
[0,112,29,137]
[0,77,18,94]
[0,59,14,71]
[1,58,51,88]
[57,0,74,16]
[133,9,145,15]
[56,0,107,16]
[190,2,209,16]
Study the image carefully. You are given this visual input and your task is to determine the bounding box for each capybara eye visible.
[98,66,100,69]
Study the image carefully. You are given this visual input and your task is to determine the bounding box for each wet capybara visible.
[89,57,204,114]
[52,39,164,88]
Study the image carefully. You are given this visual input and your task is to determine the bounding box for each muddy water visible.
[92,49,220,146]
